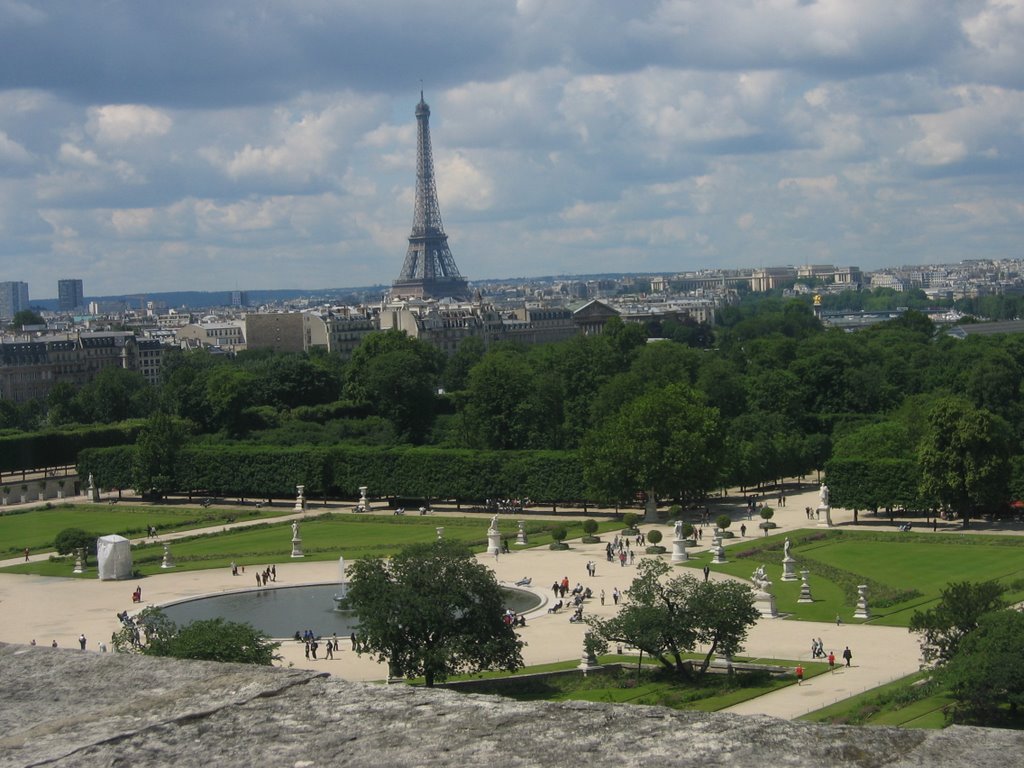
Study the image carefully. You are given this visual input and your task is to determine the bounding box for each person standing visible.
[600,589,605,606]
[325,640,334,660]
[828,650,836,673]
[703,565,710,582]
[795,664,804,685]
[842,646,852,667]
[78,634,86,650]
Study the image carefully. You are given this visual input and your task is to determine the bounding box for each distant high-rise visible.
[231,290,249,308]
[391,93,469,300]
[0,281,30,322]
[58,279,84,312]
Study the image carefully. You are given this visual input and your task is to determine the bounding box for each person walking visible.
[842,646,852,667]
[703,565,710,582]
[828,650,836,673]
[600,589,605,606]
[795,664,804,685]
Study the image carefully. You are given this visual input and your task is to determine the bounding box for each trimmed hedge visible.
[825,457,923,511]
[1,422,143,472]
[77,444,587,504]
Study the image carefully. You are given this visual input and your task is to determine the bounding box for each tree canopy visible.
[908,580,1007,666]
[346,540,524,686]
[586,559,758,676]
[581,383,723,505]
[111,606,280,665]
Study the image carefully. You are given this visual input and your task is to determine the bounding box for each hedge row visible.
[0,422,143,473]
[824,457,923,511]
[79,444,587,503]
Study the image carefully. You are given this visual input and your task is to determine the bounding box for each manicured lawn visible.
[799,671,953,728]
[680,530,1024,627]
[0,503,282,557]
[0,515,624,577]
[430,654,829,712]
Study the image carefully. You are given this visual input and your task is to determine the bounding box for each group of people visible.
[810,638,854,673]
[605,537,635,566]
[502,609,527,627]
[255,565,277,586]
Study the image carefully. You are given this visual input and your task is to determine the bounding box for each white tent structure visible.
[96,534,133,580]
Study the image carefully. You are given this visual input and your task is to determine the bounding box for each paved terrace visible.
[1,483,1019,720]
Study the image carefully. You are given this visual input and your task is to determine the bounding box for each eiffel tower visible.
[391,92,469,300]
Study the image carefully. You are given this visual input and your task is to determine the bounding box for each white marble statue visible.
[783,537,791,560]
[820,483,829,507]
[489,514,499,532]
[674,520,684,539]
[292,521,300,539]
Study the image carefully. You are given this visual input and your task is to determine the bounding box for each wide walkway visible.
[0,482,1016,719]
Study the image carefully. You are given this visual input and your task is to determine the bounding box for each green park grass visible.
[0,513,624,577]
[0,502,284,558]
[680,530,1024,627]
[417,654,830,712]
[799,671,954,728]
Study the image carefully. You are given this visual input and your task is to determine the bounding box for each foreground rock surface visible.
[1,643,1021,767]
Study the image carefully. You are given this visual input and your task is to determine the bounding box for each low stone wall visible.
[1,642,1022,768]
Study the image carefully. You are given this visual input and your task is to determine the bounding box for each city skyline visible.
[1,1,1022,297]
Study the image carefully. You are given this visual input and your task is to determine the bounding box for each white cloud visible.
[87,104,172,144]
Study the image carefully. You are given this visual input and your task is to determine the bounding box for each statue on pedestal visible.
[292,521,300,540]
[820,483,829,507]
[783,537,791,560]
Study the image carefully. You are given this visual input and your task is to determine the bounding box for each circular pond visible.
[159,583,542,639]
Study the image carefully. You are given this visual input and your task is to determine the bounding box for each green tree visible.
[462,349,539,449]
[917,397,1012,521]
[132,412,189,498]
[908,580,1007,666]
[346,540,524,687]
[10,309,44,327]
[939,609,1024,723]
[53,528,97,564]
[443,336,486,392]
[582,383,723,517]
[586,559,758,676]
[111,606,279,665]
[73,367,153,424]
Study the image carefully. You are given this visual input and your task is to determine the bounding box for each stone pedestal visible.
[711,536,727,564]
[781,556,798,581]
[854,584,871,619]
[160,544,175,569]
[88,479,100,503]
[436,526,445,540]
[578,638,600,674]
[516,520,528,546]
[487,527,501,556]
[72,549,84,574]
[817,505,833,527]
[671,536,688,563]
[755,585,779,618]
[293,485,306,513]
[797,570,814,603]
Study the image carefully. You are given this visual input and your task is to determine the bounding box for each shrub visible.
[716,515,732,531]
[54,527,97,564]
[622,512,639,530]
[760,507,775,521]
[549,525,567,543]
[668,504,683,520]
[647,529,663,545]
[582,519,598,536]
[682,523,695,539]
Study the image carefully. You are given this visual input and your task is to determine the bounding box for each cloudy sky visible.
[1,0,1022,298]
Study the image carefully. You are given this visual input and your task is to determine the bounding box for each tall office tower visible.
[58,279,85,311]
[0,281,30,322]
[391,93,469,300]
[231,290,249,308]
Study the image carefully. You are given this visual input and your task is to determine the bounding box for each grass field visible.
[0,514,624,577]
[680,530,1024,627]
[0,503,284,557]
[426,654,830,712]
[799,672,953,728]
